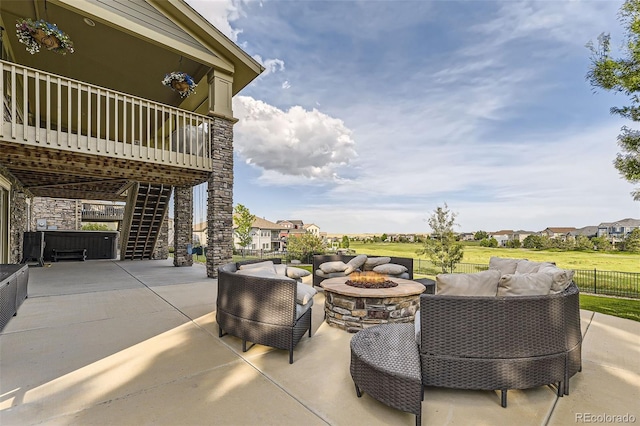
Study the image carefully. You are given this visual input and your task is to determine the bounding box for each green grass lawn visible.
[580,295,640,322]
[348,242,640,272]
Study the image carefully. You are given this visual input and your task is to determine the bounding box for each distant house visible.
[511,230,536,242]
[459,233,475,241]
[539,227,577,241]
[233,217,286,252]
[303,223,321,237]
[569,226,598,238]
[490,230,513,247]
[597,218,640,243]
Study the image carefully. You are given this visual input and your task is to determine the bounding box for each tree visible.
[416,203,464,273]
[82,223,109,231]
[233,204,255,256]
[622,228,640,252]
[474,230,488,240]
[341,235,350,248]
[591,236,613,251]
[505,239,521,248]
[575,235,593,251]
[286,233,324,263]
[586,0,640,200]
[480,237,498,247]
[381,233,388,242]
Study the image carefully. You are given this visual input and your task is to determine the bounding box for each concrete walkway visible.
[1,259,638,425]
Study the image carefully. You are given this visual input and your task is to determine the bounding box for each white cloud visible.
[282,80,291,89]
[252,55,285,76]
[233,96,357,183]
[184,0,249,41]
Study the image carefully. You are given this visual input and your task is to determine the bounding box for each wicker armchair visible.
[216,260,312,364]
[419,281,582,406]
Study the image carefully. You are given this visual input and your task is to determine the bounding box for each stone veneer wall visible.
[31,197,81,230]
[1,165,31,264]
[324,292,420,333]
[206,116,234,278]
[9,191,28,264]
[152,214,169,260]
[173,186,193,266]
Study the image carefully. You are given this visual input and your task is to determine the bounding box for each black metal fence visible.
[414,259,640,299]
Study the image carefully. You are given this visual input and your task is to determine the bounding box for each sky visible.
[185,0,640,234]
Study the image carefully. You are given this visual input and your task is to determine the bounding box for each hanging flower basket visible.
[16,18,74,55]
[162,71,197,98]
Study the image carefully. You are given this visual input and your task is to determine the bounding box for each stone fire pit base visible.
[320,277,425,333]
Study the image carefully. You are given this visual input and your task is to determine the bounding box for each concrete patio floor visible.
[1,259,638,425]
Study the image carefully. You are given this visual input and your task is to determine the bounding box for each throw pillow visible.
[538,265,575,293]
[497,272,553,296]
[319,261,348,274]
[345,254,368,274]
[274,263,288,276]
[296,282,318,305]
[287,266,311,279]
[515,260,546,274]
[436,269,501,296]
[238,260,276,274]
[372,263,408,275]
[489,257,520,275]
[363,256,392,271]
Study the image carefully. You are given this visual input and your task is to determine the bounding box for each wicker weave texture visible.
[350,324,422,416]
[216,262,312,360]
[419,282,582,393]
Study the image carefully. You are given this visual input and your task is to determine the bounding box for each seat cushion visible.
[436,269,501,296]
[539,265,575,293]
[296,299,313,319]
[238,260,276,274]
[315,270,348,279]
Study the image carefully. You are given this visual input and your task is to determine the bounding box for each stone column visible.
[173,185,193,267]
[206,116,234,278]
[9,191,28,264]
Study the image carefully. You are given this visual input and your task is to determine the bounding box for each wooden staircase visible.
[120,183,172,260]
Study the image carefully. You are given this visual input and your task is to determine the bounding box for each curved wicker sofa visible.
[419,281,582,406]
[216,260,312,364]
[312,254,413,287]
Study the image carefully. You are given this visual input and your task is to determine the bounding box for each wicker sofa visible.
[419,280,582,407]
[312,254,413,287]
[216,259,314,364]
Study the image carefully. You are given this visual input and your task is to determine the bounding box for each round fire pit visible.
[320,277,425,333]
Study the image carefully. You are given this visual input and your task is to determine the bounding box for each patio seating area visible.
[1,259,638,425]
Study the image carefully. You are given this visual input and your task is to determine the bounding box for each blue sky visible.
[186,0,639,234]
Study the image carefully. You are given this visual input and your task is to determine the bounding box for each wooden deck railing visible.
[0,60,213,171]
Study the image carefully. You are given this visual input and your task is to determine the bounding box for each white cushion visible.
[539,265,575,293]
[296,282,318,305]
[488,257,519,275]
[286,266,311,279]
[373,263,408,275]
[315,270,348,279]
[515,260,545,274]
[363,257,391,271]
[274,264,288,276]
[345,254,368,274]
[497,273,553,296]
[238,260,276,274]
[319,261,348,274]
[414,310,421,346]
[436,270,501,296]
[296,299,313,319]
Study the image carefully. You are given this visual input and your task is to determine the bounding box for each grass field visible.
[348,242,640,272]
